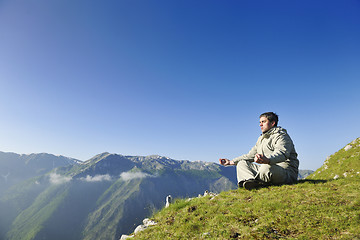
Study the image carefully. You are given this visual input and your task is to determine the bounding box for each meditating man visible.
[219,112,299,190]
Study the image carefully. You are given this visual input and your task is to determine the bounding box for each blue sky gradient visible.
[0,0,359,170]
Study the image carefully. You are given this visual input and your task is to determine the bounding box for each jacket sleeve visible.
[232,142,258,165]
[267,133,294,164]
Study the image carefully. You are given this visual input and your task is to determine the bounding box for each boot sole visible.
[243,180,260,190]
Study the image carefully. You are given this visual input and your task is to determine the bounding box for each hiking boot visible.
[243,179,262,190]
[238,180,245,188]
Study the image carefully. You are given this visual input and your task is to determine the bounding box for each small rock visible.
[203,190,218,198]
[120,234,134,239]
[202,232,211,237]
[134,225,147,234]
[210,192,217,197]
[143,218,157,226]
[344,145,353,151]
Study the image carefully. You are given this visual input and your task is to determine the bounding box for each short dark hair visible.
[259,112,279,126]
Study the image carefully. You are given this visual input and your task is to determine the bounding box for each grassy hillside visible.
[308,137,360,180]
[6,184,70,240]
[133,138,360,239]
[83,178,142,240]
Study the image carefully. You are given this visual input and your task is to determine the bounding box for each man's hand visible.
[254,154,270,164]
[219,158,234,166]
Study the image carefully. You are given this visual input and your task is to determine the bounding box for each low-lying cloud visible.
[49,171,154,184]
[120,171,153,181]
[49,172,72,184]
[81,174,112,182]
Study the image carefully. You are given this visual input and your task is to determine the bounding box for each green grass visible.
[134,177,360,239]
[308,138,360,181]
[134,137,360,239]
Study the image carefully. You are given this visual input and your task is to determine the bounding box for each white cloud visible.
[120,171,153,181]
[81,174,112,182]
[49,172,72,184]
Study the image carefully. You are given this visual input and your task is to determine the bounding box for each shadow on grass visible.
[244,179,329,190]
[295,179,328,185]
[265,179,329,188]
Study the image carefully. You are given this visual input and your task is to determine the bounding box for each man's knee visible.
[236,161,259,182]
[257,164,287,184]
[236,160,248,168]
[256,165,272,182]
[258,164,272,174]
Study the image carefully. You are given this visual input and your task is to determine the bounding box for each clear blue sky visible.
[0,0,359,170]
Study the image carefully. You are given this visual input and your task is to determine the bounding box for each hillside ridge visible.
[308,137,360,180]
[132,138,360,239]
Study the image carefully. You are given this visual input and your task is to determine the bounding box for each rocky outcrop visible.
[119,190,218,239]
[120,218,157,239]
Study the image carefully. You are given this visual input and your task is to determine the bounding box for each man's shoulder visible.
[271,127,296,145]
[269,127,292,139]
[273,126,288,134]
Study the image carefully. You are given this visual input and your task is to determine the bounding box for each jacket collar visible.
[261,126,279,138]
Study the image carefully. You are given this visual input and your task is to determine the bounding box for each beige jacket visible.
[232,126,299,181]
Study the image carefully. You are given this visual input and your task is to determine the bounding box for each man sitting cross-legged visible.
[219,112,299,190]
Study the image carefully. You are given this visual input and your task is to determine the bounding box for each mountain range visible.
[0,152,236,240]
[0,151,313,240]
[0,151,79,196]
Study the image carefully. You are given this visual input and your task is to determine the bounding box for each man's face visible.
[259,116,275,133]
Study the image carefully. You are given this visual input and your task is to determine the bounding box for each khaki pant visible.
[236,160,291,185]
